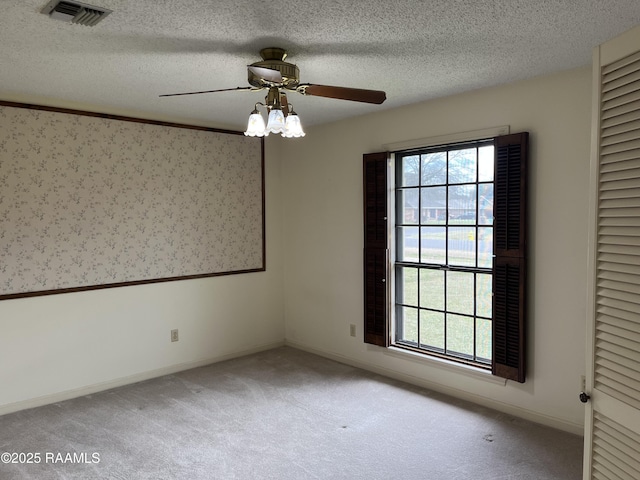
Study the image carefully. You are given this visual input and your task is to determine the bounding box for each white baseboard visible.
[285,340,584,437]
[0,341,285,417]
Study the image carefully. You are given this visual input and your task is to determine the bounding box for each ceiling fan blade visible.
[159,86,256,98]
[297,84,386,104]
[248,66,283,84]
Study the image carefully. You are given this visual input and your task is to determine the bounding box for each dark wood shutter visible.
[492,132,528,382]
[363,152,389,346]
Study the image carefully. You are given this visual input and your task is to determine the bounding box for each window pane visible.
[398,188,419,224]
[421,186,446,224]
[420,311,444,351]
[397,226,419,262]
[449,185,476,224]
[397,267,418,306]
[476,273,492,318]
[398,306,418,343]
[401,155,420,187]
[448,148,477,184]
[476,318,492,362]
[394,140,496,369]
[446,271,474,315]
[420,227,446,264]
[478,227,493,268]
[447,227,476,267]
[446,314,474,357]
[479,184,493,225]
[421,151,446,185]
[478,145,494,182]
[419,269,444,310]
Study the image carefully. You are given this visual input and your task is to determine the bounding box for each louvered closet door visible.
[585,24,640,480]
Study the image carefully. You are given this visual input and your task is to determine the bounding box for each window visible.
[363,132,528,382]
[395,141,494,367]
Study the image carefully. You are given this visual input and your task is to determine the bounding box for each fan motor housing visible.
[248,48,300,88]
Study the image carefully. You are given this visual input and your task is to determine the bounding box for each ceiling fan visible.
[160,47,387,137]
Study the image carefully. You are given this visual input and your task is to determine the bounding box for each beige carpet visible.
[0,346,583,479]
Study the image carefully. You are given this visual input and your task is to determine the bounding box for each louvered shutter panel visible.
[363,152,389,347]
[492,132,528,382]
[587,40,640,479]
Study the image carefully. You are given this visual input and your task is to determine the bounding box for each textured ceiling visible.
[1,1,640,130]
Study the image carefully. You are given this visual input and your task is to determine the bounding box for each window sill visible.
[382,345,508,386]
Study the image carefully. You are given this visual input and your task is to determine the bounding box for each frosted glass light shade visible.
[244,112,266,137]
[265,109,286,135]
[283,113,305,138]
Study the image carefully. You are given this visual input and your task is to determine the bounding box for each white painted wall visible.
[0,109,285,414]
[280,67,591,434]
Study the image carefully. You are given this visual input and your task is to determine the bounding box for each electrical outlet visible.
[349,324,356,337]
[171,329,179,342]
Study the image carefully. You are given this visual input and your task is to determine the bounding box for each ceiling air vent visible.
[41,0,112,26]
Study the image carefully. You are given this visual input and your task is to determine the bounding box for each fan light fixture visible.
[244,107,267,137]
[244,103,305,138]
[244,87,305,138]
[283,110,305,138]
[265,108,286,135]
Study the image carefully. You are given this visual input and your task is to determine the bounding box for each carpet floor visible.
[0,346,583,479]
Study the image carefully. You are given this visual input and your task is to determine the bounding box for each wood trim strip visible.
[0,100,247,135]
[0,268,264,301]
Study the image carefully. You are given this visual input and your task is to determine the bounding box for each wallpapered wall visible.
[0,104,264,299]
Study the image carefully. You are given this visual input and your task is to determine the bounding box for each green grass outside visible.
[396,260,492,362]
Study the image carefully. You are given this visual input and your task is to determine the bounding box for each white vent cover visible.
[41,0,112,26]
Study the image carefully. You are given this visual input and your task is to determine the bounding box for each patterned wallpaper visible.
[0,104,264,298]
